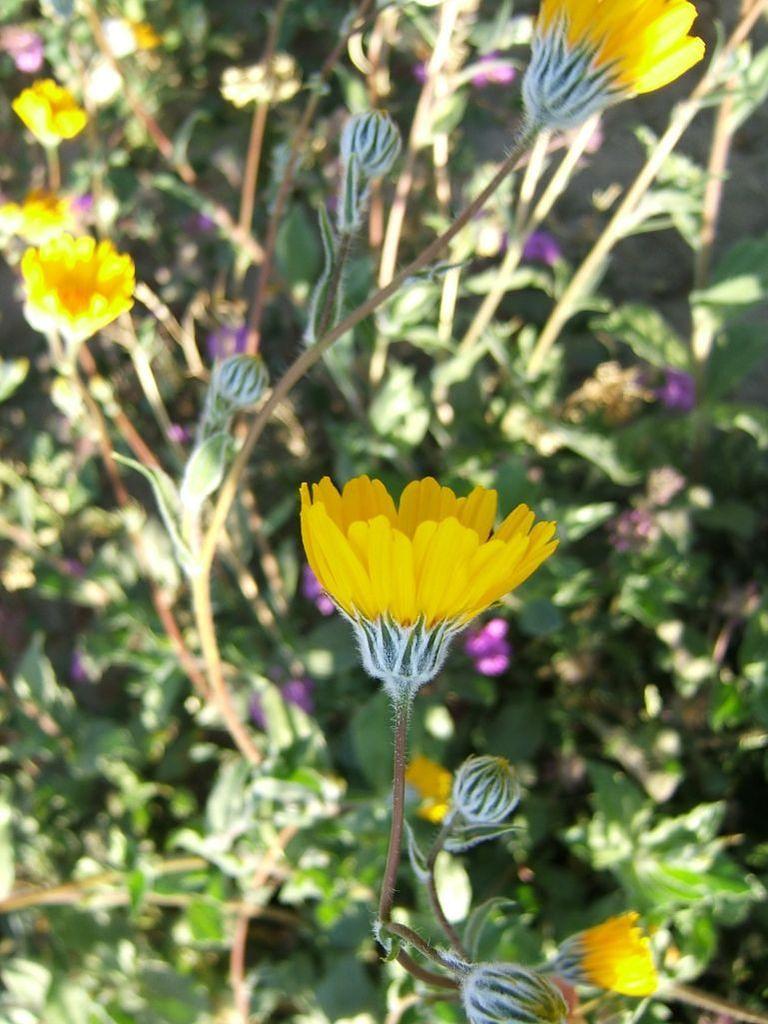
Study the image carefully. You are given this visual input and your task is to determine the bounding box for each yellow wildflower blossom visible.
[300,476,557,699]
[132,22,161,50]
[0,190,74,245]
[21,233,135,346]
[553,912,658,997]
[406,756,453,823]
[12,79,87,147]
[523,0,705,129]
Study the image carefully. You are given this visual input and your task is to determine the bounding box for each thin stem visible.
[527,0,768,377]
[665,983,768,1024]
[457,118,595,355]
[45,145,61,191]
[425,816,468,958]
[316,231,354,340]
[190,571,262,764]
[379,702,410,925]
[201,125,537,574]
[236,0,289,241]
[245,0,378,353]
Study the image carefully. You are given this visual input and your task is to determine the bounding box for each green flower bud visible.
[452,755,520,826]
[461,964,568,1024]
[340,110,401,180]
[213,354,268,411]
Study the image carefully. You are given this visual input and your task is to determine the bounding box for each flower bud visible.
[452,755,520,826]
[461,964,568,1024]
[340,111,401,181]
[213,354,268,411]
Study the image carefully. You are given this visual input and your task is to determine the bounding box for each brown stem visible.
[190,571,262,764]
[379,703,410,924]
[237,0,289,238]
[200,124,536,573]
[72,351,210,700]
[245,0,378,353]
[665,983,768,1024]
[425,818,468,958]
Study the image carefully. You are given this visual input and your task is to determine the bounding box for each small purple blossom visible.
[1,28,44,74]
[471,53,517,88]
[464,617,512,676]
[413,61,428,84]
[71,193,94,215]
[522,230,562,266]
[168,422,193,444]
[608,507,659,553]
[62,558,86,578]
[206,324,248,362]
[656,369,696,412]
[301,564,335,616]
[70,650,91,684]
[250,677,316,729]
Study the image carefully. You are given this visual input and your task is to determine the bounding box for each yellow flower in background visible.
[553,912,658,997]
[406,756,453,823]
[523,0,705,130]
[300,476,557,700]
[12,79,88,147]
[132,21,161,50]
[21,234,135,346]
[0,190,74,245]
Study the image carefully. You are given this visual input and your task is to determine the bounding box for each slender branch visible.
[527,0,768,376]
[425,816,468,959]
[245,0,378,352]
[202,125,537,574]
[190,571,262,764]
[237,0,289,238]
[665,983,768,1024]
[379,703,410,925]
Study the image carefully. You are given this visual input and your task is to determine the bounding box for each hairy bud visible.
[213,354,268,410]
[340,110,401,180]
[461,964,568,1024]
[452,755,520,826]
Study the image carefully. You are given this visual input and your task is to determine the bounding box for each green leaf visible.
[276,204,322,285]
[369,365,430,448]
[0,358,29,404]
[705,323,768,400]
[693,235,768,323]
[594,305,690,370]
[113,453,194,571]
[180,432,233,511]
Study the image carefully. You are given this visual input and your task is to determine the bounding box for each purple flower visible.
[250,677,316,729]
[471,53,517,88]
[522,230,562,266]
[464,618,512,676]
[71,193,94,215]
[608,507,659,553]
[413,61,428,84]
[301,564,335,616]
[62,558,86,578]
[1,28,44,74]
[206,324,248,362]
[70,650,91,684]
[168,422,193,444]
[656,369,696,412]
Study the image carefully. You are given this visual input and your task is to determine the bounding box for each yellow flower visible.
[300,476,557,698]
[21,233,135,345]
[0,190,75,245]
[554,912,658,997]
[406,756,453,823]
[523,0,705,130]
[12,79,87,147]
[132,21,161,50]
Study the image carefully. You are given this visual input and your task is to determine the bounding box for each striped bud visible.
[213,354,268,410]
[340,110,401,181]
[452,755,520,826]
[462,964,568,1024]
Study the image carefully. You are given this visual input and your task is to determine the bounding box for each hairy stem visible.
[379,702,410,925]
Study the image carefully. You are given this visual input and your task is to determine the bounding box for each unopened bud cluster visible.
[338,111,401,232]
[452,755,520,825]
[461,963,568,1024]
